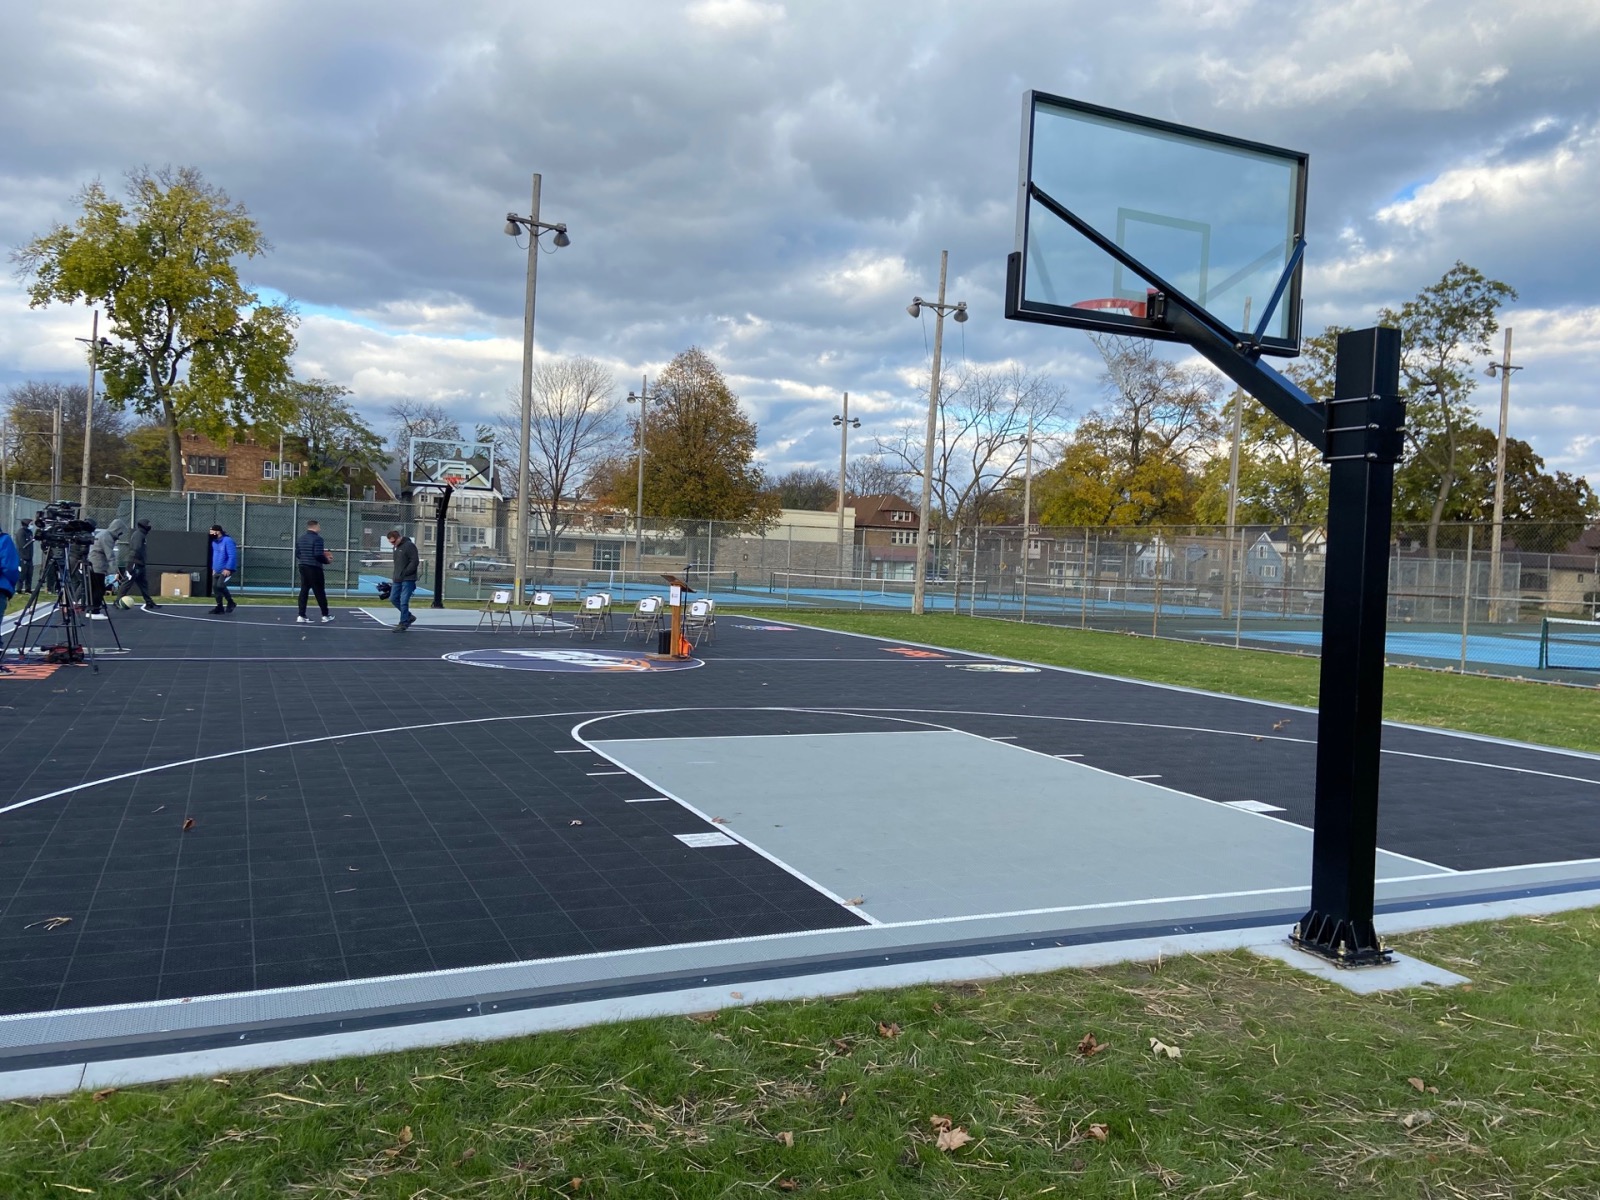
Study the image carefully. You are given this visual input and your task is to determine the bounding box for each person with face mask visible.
[208,524,238,614]
[116,517,161,611]
[386,527,419,629]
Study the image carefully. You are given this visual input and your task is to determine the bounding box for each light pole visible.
[74,311,111,510]
[627,376,653,571]
[105,473,135,523]
[1485,327,1523,624]
[906,251,967,615]
[832,394,859,578]
[503,174,571,599]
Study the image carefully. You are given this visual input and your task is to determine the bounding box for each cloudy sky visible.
[3,0,1598,485]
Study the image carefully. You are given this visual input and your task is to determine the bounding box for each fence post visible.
[345,498,354,595]
[1151,535,1164,637]
[1234,528,1246,648]
[1459,525,1472,672]
[239,495,247,585]
[1084,532,1093,630]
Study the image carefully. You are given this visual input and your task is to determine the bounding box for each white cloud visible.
[685,0,784,32]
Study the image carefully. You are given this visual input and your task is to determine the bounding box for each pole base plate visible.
[1290,910,1394,969]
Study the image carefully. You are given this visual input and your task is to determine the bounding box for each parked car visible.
[451,555,514,573]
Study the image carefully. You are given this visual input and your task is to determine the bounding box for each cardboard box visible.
[161,572,192,598]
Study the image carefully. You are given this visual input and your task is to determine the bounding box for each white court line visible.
[1130,774,1163,780]
[573,712,885,926]
[1055,753,1085,758]
[0,707,628,818]
[625,797,669,803]
[586,771,627,777]
[553,749,590,754]
[778,620,1600,763]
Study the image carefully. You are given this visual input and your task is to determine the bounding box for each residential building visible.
[847,493,922,580]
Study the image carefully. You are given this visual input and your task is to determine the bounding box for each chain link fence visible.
[5,482,1595,681]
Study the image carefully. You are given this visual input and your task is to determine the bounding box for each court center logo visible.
[946,663,1040,673]
[443,648,702,673]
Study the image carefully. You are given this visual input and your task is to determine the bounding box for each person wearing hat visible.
[87,517,128,619]
[115,516,161,612]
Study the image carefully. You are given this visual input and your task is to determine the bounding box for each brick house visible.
[179,431,396,501]
[848,493,922,580]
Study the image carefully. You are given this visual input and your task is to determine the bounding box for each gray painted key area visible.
[592,730,1450,924]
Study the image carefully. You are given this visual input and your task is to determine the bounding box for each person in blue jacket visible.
[208,524,239,614]
[0,522,19,620]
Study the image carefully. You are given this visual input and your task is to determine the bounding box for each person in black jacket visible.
[115,517,161,611]
[16,518,33,595]
[294,519,334,624]
[386,527,419,629]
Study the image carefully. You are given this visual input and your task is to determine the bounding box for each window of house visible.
[457,526,488,546]
[262,462,277,480]
[889,529,917,545]
[188,455,227,476]
[889,510,913,523]
[281,462,301,480]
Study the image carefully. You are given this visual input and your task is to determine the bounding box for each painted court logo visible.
[442,648,701,673]
[946,663,1040,673]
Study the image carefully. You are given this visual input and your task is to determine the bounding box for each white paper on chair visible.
[492,589,512,604]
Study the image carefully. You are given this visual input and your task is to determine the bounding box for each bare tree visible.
[386,400,461,464]
[876,362,1069,602]
[496,357,624,568]
[845,454,910,501]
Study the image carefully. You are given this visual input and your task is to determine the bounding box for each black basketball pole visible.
[1292,327,1405,963]
[430,483,454,609]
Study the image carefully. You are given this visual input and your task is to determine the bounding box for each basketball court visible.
[2,607,1598,1097]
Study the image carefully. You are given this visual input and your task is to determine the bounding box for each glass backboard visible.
[1008,91,1308,355]
[408,437,495,491]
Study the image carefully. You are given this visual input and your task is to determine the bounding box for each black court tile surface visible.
[1,603,1598,1019]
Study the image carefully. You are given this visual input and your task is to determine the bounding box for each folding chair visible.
[571,592,612,640]
[683,597,716,645]
[478,587,514,630]
[624,595,664,642]
[521,590,556,635]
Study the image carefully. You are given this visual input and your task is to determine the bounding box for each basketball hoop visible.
[443,475,463,490]
[1073,297,1147,319]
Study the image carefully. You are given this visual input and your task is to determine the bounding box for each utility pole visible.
[277,430,285,499]
[833,392,859,578]
[1222,298,1250,620]
[1487,327,1519,624]
[514,174,541,601]
[1020,415,1034,592]
[908,252,967,615]
[629,374,649,569]
[77,310,100,509]
[51,399,63,501]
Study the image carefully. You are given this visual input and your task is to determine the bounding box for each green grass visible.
[4,913,1599,1198]
[5,611,1599,1197]
[765,611,1600,754]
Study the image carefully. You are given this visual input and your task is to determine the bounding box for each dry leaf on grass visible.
[776,1130,794,1147]
[776,1180,800,1192]
[92,1087,117,1102]
[1149,1037,1183,1060]
[1407,1077,1439,1094]
[1400,1110,1435,1130]
[831,1037,851,1053]
[1076,1033,1107,1056]
[877,1021,901,1039]
[842,897,865,906]
[568,1179,583,1193]
[929,1114,952,1132]
[936,1126,973,1152]
[685,1011,719,1023]
[380,1125,414,1158]
[1086,1123,1110,1142]
[455,1148,476,1165]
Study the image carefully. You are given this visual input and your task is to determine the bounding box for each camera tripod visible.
[0,541,121,674]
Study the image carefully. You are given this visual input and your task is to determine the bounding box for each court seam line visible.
[571,711,887,926]
[0,707,629,818]
[793,621,1600,762]
[833,705,1600,788]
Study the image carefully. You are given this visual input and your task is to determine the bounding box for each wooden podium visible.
[660,574,694,659]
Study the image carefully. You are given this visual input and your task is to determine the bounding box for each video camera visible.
[33,501,97,548]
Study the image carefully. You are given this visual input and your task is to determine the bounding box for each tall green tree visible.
[279,379,387,498]
[13,166,298,492]
[600,347,778,531]
[1034,337,1218,526]
[1382,262,1517,553]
